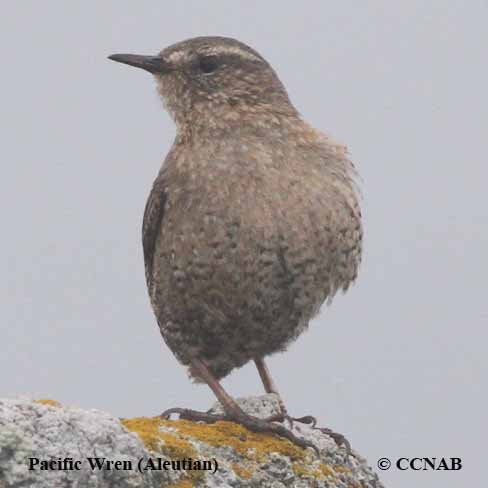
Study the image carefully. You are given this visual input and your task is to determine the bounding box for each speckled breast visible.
[148,158,360,378]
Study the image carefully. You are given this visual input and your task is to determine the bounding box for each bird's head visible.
[109,36,296,131]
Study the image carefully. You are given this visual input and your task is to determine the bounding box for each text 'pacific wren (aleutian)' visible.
[109,36,362,451]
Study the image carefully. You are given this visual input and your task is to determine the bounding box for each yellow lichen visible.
[33,399,61,408]
[316,463,336,478]
[292,462,314,477]
[121,417,167,452]
[121,415,323,486]
[165,480,194,488]
[292,462,336,480]
[160,419,309,463]
[158,432,197,460]
[232,462,253,480]
[121,417,204,486]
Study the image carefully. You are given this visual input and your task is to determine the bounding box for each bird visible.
[109,36,362,451]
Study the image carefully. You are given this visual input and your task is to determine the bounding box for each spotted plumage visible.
[112,36,362,382]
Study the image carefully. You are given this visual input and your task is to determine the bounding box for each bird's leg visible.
[161,357,318,453]
[254,357,317,427]
[253,357,351,453]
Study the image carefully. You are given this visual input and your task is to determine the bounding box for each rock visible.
[0,396,384,487]
[208,392,283,419]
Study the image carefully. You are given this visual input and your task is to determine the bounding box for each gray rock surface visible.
[208,393,283,419]
[0,396,384,487]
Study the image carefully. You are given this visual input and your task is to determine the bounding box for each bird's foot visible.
[266,409,351,454]
[266,412,317,429]
[313,425,352,454]
[161,407,226,423]
[261,395,317,428]
[161,407,319,454]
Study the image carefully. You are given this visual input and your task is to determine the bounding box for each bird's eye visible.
[198,56,219,74]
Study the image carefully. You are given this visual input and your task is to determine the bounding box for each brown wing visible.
[142,175,167,293]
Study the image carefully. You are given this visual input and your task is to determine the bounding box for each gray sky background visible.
[1,2,486,487]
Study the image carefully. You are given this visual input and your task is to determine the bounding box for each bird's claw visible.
[161,406,319,454]
[161,407,226,423]
[269,412,351,454]
[286,414,317,428]
[313,426,352,454]
[266,412,317,429]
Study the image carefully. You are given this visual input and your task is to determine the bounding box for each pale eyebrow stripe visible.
[207,45,263,62]
[167,45,263,63]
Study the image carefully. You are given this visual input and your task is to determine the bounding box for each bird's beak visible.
[108,54,172,75]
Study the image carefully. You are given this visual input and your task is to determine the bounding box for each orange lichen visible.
[121,416,197,460]
[158,431,197,461]
[120,416,167,452]
[165,480,194,488]
[292,462,313,477]
[316,463,336,477]
[292,461,337,480]
[232,462,253,480]
[33,399,61,408]
[120,415,345,485]
[121,416,204,486]
[160,418,309,463]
